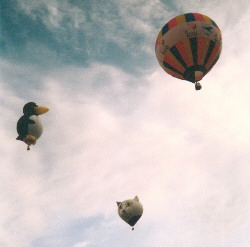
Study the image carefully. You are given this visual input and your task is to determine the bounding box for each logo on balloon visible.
[184,30,198,38]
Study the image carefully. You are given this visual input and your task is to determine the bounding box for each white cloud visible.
[15,0,168,56]
[73,242,90,247]
[1,0,250,246]
[1,54,250,246]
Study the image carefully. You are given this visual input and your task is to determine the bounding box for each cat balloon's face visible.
[116,196,143,229]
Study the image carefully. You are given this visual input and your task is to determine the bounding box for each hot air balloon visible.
[116,196,143,230]
[155,13,222,90]
[16,102,49,150]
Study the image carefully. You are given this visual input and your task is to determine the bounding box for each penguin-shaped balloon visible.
[116,196,143,230]
[16,102,49,150]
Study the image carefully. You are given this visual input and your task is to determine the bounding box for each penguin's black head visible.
[23,102,38,116]
[23,102,49,116]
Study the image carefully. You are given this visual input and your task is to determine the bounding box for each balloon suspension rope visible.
[27,145,30,151]
[132,227,134,230]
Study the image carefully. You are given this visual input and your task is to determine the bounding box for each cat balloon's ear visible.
[116,202,121,206]
[134,196,139,202]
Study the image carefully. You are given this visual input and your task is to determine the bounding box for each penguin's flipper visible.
[16,115,29,140]
[16,136,23,141]
[28,119,35,124]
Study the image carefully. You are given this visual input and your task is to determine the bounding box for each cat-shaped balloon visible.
[116,196,143,230]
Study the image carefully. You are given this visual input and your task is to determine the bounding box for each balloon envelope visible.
[155,13,222,83]
[117,196,143,228]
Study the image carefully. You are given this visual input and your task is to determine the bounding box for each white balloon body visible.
[117,196,143,227]
[28,115,43,139]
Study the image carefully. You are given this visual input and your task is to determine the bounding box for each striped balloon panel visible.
[206,55,220,75]
[204,43,221,70]
[162,62,184,80]
[162,37,221,81]
[175,39,194,68]
[163,50,186,74]
[155,12,222,83]
[197,37,210,65]
[161,13,219,36]
[156,20,221,57]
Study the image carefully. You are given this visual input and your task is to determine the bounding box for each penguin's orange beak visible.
[34,106,49,115]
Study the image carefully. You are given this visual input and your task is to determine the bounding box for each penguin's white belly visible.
[28,116,43,139]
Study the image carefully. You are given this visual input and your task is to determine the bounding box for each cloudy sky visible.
[1,0,250,246]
